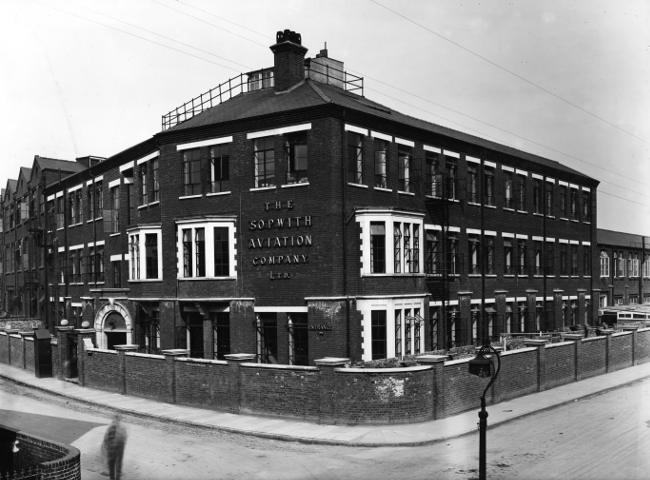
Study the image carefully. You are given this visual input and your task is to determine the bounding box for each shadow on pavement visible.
[0,409,106,445]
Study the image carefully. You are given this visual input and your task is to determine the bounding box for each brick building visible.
[1,29,621,365]
[596,229,650,311]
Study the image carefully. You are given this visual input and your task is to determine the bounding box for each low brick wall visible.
[499,348,538,402]
[443,359,494,417]
[9,334,23,367]
[124,354,167,401]
[0,424,81,480]
[24,337,35,372]
[580,337,607,379]
[545,342,575,389]
[0,331,8,364]
[51,340,61,379]
[83,349,121,393]
[637,328,650,363]
[175,358,233,410]
[610,332,633,372]
[240,364,320,421]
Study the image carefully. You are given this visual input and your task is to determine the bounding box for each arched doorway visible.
[94,301,133,349]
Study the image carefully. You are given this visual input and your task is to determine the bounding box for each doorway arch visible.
[94,301,133,349]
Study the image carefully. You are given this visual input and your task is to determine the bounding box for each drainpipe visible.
[341,110,350,358]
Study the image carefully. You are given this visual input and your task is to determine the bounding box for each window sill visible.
[534,275,544,278]
[560,276,570,278]
[571,219,579,223]
[137,205,148,210]
[149,201,160,207]
[206,191,231,197]
[583,276,592,278]
[560,218,569,221]
[109,233,121,237]
[504,275,516,278]
[517,210,528,214]
[250,186,275,192]
[547,215,555,219]
[348,182,368,189]
[485,204,497,209]
[374,187,392,193]
[397,190,415,196]
[584,221,591,225]
[179,194,203,200]
[177,276,236,281]
[361,273,425,278]
[282,182,309,189]
[468,274,482,277]
[468,202,481,207]
[128,279,162,283]
[517,275,528,278]
[533,213,544,217]
[485,274,497,278]
[504,207,515,212]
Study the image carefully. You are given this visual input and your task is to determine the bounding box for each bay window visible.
[177,219,236,279]
[128,227,162,280]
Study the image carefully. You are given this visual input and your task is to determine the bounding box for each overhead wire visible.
[370,0,650,147]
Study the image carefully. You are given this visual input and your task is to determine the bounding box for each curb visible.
[3,370,650,447]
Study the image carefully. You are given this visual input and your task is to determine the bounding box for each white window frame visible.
[176,218,237,279]
[600,250,610,278]
[356,210,425,276]
[128,226,162,281]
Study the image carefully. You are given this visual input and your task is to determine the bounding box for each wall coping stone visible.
[90,348,118,355]
[622,326,639,331]
[162,349,190,356]
[446,357,471,366]
[582,336,606,343]
[416,354,448,364]
[19,331,35,337]
[125,352,165,359]
[314,357,350,367]
[224,353,256,362]
[500,347,537,356]
[561,334,584,341]
[241,362,319,371]
[524,339,549,347]
[10,334,21,339]
[638,327,650,333]
[545,341,575,349]
[5,329,21,334]
[337,365,433,374]
[74,328,96,334]
[24,336,34,342]
[114,344,139,351]
[176,357,227,365]
[600,329,615,335]
[612,331,633,337]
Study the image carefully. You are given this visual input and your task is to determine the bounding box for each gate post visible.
[54,325,74,379]
[315,357,349,424]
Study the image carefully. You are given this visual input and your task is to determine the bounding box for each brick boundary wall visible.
[3,327,650,425]
[0,425,81,480]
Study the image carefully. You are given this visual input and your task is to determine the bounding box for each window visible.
[348,132,364,184]
[631,253,639,278]
[69,248,83,283]
[370,222,386,274]
[374,139,388,189]
[105,186,120,234]
[126,183,135,225]
[630,296,639,305]
[87,245,105,283]
[484,167,494,206]
[570,188,578,220]
[371,310,387,360]
[600,250,610,277]
[643,253,650,278]
[177,220,236,278]
[425,230,440,274]
[485,237,494,274]
[248,69,274,90]
[445,155,457,200]
[560,243,568,275]
[447,234,459,275]
[183,148,202,195]
[533,179,542,214]
[425,150,441,197]
[256,313,278,364]
[394,222,419,273]
[516,175,526,211]
[212,312,231,360]
[285,132,308,184]
[152,158,160,202]
[209,144,230,193]
[89,181,103,219]
[145,234,158,279]
[559,185,567,218]
[545,183,553,216]
[468,165,478,203]
[469,235,480,274]
[616,251,626,277]
[504,171,514,208]
[518,239,527,275]
[571,244,578,276]
[128,228,162,280]
[582,190,591,222]
[397,145,412,192]
[504,239,514,274]
[583,245,591,276]
[112,261,122,288]
[545,242,554,276]
[287,313,308,366]
[68,189,82,225]
[534,241,542,275]
[254,137,275,188]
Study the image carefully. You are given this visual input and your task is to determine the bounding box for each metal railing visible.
[162,65,364,130]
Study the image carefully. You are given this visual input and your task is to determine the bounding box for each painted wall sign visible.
[309,324,332,331]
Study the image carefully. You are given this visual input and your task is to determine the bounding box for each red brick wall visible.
[239,364,320,420]
[124,354,168,400]
[329,367,434,424]
[9,335,23,366]
[498,348,538,401]
[83,349,121,392]
[0,332,8,364]
[443,360,495,416]
[545,342,575,389]
[25,338,35,372]
[14,430,81,480]
[579,337,607,378]
[174,359,233,409]
[637,328,650,364]
[51,341,60,379]
[610,332,633,371]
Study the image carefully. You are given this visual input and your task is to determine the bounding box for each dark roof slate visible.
[597,228,647,248]
[166,79,595,180]
[35,156,86,174]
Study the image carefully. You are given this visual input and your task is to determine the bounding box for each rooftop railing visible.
[161,65,363,131]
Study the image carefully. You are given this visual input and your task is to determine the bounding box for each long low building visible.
[1,29,648,367]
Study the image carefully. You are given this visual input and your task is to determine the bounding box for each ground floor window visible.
[256,313,278,364]
[288,313,308,366]
[212,312,230,360]
[136,308,160,355]
[371,310,387,360]
[176,312,204,358]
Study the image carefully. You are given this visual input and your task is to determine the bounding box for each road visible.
[1,377,649,479]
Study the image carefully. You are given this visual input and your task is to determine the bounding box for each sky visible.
[1,0,649,235]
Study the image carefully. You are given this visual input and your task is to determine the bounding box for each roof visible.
[597,228,647,248]
[166,79,595,181]
[19,167,32,179]
[35,156,86,174]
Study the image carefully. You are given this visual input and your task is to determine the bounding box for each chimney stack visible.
[270,29,307,92]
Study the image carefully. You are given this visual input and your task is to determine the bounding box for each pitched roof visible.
[35,156,86,174]
[166,79,595,180]
[598,228,647,248]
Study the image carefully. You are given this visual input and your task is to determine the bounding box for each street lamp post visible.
[468,343,501,480]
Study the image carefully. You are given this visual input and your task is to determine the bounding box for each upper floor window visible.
[393,222,420,273]
[570,187,578,220]
[545,183,553,216]
[630,253,640,278]
[583,245,591,276]
[484,166,495,206]
[560,243,568,276]
[397,145,412,192]
[504,239,514,274]
[516,174,526,211]
[533,179,542,214]
[105,186,120,234]
[128,227,162,281]
[484,236,495,274]
[600,250,610,277]
[468,165,478,203]
[370,222,386,274]
[152,158,160,202]
[87,244,105,283]
[183,148,202,196]
[469,234,480,274]
[374,139,388,189]
[89,181,103,220]
[571,244,578,276]
[348,132,364,184]
[533,241,543,275]
[425,150,441,197]
[209,144,230,193]
[254,137,275,188]
[285,132,308,184]
[504,171,514,209]
[582,190,591,222]
[643,253,650,278]
[560,185,568,218]
[69,189,83,225]
[616,251,626,277]
[425,229,439,274]
[518,239,528,275]
[177,219,236,279]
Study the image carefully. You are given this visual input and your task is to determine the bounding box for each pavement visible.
[2,362,650,448]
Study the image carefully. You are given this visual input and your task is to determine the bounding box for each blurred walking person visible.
[102,416,127,480]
